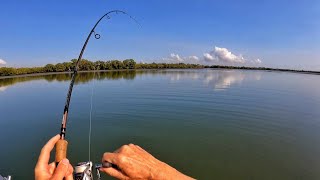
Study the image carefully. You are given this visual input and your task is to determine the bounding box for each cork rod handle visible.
[55,139,68,163]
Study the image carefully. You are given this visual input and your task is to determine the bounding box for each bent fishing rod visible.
[55,10,139,178]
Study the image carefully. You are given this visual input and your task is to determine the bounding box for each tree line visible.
[2,70,219,88]
[206,65,320,75]
[0,59,204,76]
[3,59,316,77]
[0,71,139,88]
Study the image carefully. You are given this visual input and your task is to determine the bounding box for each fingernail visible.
[61,159,69,165]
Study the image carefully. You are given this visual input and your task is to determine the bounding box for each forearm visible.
[101,144,195,180]
[154,162,195,180]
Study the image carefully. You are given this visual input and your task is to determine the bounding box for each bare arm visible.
[100,144,195,180]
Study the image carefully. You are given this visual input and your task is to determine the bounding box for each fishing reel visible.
[0,175,11,180]
[74,162,99,180]
[74,161,114,180]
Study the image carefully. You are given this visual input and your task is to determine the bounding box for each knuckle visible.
[122,145,129,150]
[117,154,127,163]
[103,152,111,159]
[119,145,130,153]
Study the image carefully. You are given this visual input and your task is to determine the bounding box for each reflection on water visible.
[1,69,320,179]
[167,70,261,90]
[0,71,137,91]
[204,71,245,89]
[205,70,261,90]
[0,86,8,91]
[0,69,262,91]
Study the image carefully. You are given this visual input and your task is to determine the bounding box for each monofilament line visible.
[88,72,96,161]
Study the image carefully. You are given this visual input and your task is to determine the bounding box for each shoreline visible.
[208,67,320,75]
[0,69,138,79]
[0,68,319,79]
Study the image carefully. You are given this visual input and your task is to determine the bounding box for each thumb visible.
[50,159,70,180]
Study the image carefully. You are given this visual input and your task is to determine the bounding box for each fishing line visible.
[55,10,141,179]
[56,10,141,165]
[58,10,141,143]
[88,71,96,162]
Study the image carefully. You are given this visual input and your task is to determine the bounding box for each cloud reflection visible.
[168,70,262,90]
[0,70,262,92]
[204,71,246,90]
[0,86,8,92]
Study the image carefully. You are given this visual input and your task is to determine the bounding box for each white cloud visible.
[163,53,200,63]
[0,59,6,66]
[203,53,214,61]
[252,59,262,64]
[162,46,261,65]
[169,53,184,62]
[203,46,245,63]
[188,56,199,61]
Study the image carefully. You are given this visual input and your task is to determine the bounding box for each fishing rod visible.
[55,10,140,179]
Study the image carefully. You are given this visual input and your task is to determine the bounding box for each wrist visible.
[153,161,195,180]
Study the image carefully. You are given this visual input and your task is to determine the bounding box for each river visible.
[0,69,320,179]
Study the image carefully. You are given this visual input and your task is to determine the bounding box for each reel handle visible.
[96,161,120,169]
[102,161,117,168]
[55,139,68,163]
[102,161,119,169]
[95,161,120,179]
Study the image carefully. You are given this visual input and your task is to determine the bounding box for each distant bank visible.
[0,59,203,77]
[207,65,320,75]
[0,59,319,78]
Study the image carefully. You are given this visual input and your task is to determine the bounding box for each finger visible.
[100,167,129,180]
[114,145,132,154]
[103,153,128,170]
[50,159,70,180]
[102,152,119,164]
[128,143,142,153]
[48,162,56,175]
[38,134,60,164]
[65,164,74,180]
[65,173,74,180]
[134,145,153,157]
[127,144,145,158]
[135,145,148,153]
[66,164,74,177]
[135,144,144,151]
[114,145,130,153]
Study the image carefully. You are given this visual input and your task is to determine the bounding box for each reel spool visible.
[74,162,107,180]
[74,162,94,180]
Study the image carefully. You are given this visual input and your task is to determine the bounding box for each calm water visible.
[1,69,320,179]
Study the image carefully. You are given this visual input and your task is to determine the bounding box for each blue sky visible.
[0,0,319,70]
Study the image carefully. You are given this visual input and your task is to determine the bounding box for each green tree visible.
[0,67,17,76]
[105,61,113,70]
[123,59,136,69]
[55,63,66,72]
[62,62,72,71]
[79,59,95,71]
[44,64,56,72]
[94,61,105,70]
[111,60,123,69]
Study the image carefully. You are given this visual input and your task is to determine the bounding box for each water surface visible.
[0,69,320,179]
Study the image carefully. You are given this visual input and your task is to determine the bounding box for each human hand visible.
[100,144,194,180]
[35,134,74,180]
